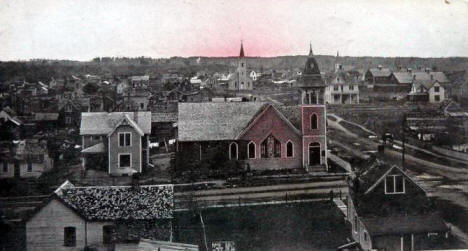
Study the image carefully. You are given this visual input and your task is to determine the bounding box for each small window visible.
[27,162,32,172]
[248,142,256,159]
[65,116,72,124]
[286,141,293,157]
[119,154,131,168]
[311,114,318,130]
[364,232,368,242]
[349,85,354,91]
[242,63,244,67]
[65,105,72,112]
[333,86,339,91]
[385,175,405,194]
[3,162,8,172]
[119,132,131,147]
[434,86,440,93]
[140,103,144,109]
[229,142,238,160]
[64,227,76,247]
[434,95,440,102]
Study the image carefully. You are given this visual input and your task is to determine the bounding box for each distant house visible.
[33,112,59,132]
[26,181,173,251]
[0,139,53,179]
[408,79,446,103]
[177,102,328,171]
[0,109,22,140]
[365,66,392,85]
[325,69,360,105]
[347,162,449,251]
[121,89,151,111]
[80,112,151,176]
[58,99,83,128]
[129,75,150,88]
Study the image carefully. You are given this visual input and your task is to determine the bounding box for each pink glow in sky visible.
[1,0,468,60]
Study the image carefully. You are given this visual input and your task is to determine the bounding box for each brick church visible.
[178,45,327,172]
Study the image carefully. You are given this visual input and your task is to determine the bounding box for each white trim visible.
[118,153,132,168]
[247,141,256,159]
[118,132,132,147]
[384,174,406,194]
[229,142,238,160]
[286,140,294,158]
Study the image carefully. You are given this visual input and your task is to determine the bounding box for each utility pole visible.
[401,114,406,169]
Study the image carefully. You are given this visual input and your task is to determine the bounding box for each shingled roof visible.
[80,112,151,135]
[178,102,266,141]
[368,67,392,78]
[393,71,449,84]
[55,182,173,221]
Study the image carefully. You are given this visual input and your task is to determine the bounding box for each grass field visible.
[174,201,351,251]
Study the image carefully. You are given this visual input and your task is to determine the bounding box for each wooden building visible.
[347,161,450,251]
[26,181,173,251]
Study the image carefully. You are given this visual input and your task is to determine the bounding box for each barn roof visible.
[54,182,173,221]
[80,112,151,135]
[362,213,448,236]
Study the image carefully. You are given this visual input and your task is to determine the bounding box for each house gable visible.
[238,104,301,139]
[364,166,426,196]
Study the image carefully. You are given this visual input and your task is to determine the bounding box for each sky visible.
[1,0,468,61]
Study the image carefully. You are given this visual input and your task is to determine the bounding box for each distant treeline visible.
[1,55,467,83]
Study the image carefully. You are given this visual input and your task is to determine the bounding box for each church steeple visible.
[239,41,245,58]
[309,43,313,56]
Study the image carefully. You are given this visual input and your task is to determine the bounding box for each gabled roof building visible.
[347,160,450,251]
[26,181,173,251]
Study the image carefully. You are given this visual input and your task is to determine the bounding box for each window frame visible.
[434,95,440,102]
[27,161,33,172]
[434,86,440,93]
[247,141,256,159]
[64,226,76,247]
[286,140,294,158]
[118,132,132,147]
[310,114,319,130]
[118,153,132,168]
[229,142,238,160]
[65,116,72,125]
[384,174,406,194]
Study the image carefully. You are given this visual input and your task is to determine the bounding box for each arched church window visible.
[229,142,238,160]
[261,135,281,158]
[286,141,293,157]
[311,114,318,130]
[248,142,256,159]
